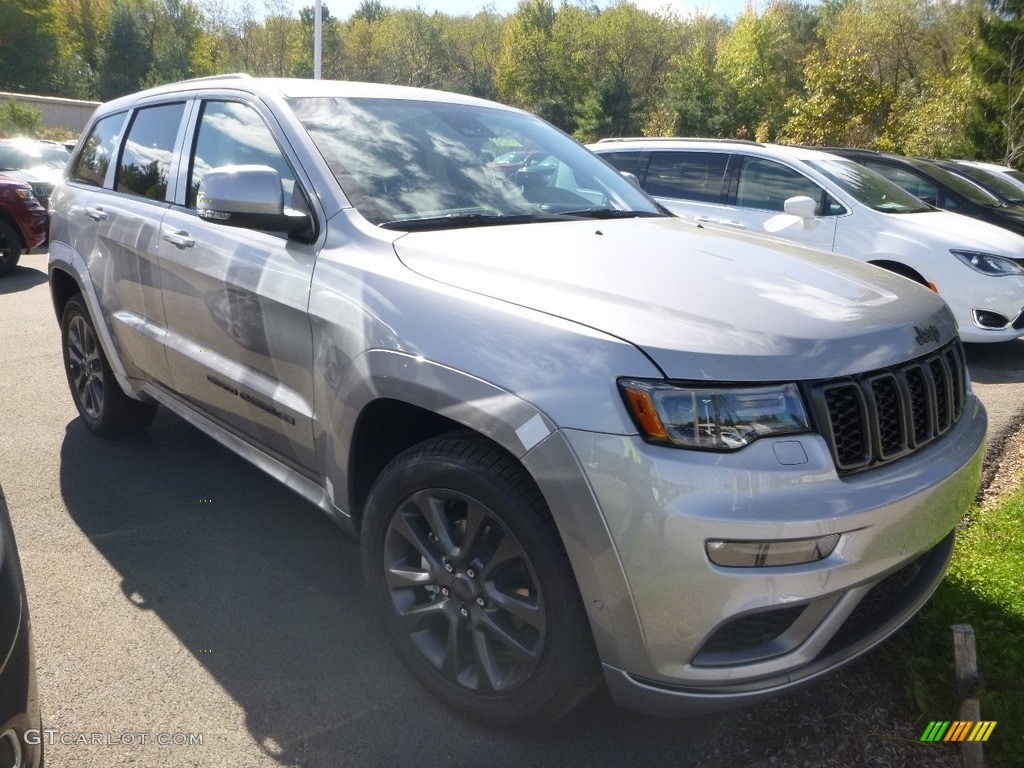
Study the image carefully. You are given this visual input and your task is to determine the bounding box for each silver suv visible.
[48,76,985,726]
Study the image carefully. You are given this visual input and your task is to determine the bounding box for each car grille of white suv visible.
[812,340,967,473]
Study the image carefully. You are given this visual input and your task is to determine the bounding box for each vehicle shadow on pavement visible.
[964,340,1024,385]
[56,411,954,768]
[56,412,735,766]
[0,264,48,295]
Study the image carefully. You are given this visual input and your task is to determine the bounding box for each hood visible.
[892,210,1024,259]
[987,203,1024,235]
[394,217,956,382]
[1,166,62,192]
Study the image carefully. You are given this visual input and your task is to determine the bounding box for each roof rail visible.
[596,136,765,147]
[173,72,253,84]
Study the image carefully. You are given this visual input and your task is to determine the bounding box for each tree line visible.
[2,0,1024,165]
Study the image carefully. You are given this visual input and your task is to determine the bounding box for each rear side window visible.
[645,151,728,203]
[71,113,125,187]
[598,150,642,176]
[116,102,186,201]
[735,157,827,213]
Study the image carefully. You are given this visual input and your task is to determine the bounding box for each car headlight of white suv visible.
[951,249,1024,276]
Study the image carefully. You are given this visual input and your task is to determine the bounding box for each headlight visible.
[13,188,35,201]
[951,249,1024,276]
[619,379,811,451]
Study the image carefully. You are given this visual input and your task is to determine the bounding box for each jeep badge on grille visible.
[914,324,941,346]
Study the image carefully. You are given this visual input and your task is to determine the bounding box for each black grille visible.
[813,340,968,474]
[845,559,922,628]
[821,531,955,659]
[822,386,868,468]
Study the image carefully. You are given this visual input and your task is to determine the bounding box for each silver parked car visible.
[48,76,985,726]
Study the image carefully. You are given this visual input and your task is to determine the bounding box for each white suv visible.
[591,138,1024,343]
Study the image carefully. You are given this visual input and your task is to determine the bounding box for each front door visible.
[158,98,318,472]
[725,156,840,250]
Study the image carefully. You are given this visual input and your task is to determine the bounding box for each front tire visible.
[361,435,600,726]
[0,220,22,277]
[60,294,157,436]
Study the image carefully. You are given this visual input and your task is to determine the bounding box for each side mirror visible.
[198,165,311,236]
[620,170,642,189]
[783,195,818,230]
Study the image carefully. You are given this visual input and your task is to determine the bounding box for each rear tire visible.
[361,435,601,727]
[0,220,22,277]
[60,294,157,436]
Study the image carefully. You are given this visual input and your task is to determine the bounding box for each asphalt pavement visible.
[2,251,1022,768]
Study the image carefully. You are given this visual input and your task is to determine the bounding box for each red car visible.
[0,175,48,277]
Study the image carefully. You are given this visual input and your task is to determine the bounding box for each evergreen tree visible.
[968,0,1024,165]
[97,0,154,100]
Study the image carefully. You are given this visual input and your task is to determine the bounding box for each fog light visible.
[973,309,1009,329]
[706,534,840,567]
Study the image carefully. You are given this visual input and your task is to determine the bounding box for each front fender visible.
[322,348,557,515]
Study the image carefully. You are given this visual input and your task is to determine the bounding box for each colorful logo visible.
[920,721,997,742]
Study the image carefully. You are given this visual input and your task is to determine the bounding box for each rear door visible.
[640,149,731,223]
[157,96,319,473]
[59,101,188,386]
[722,155,841,249]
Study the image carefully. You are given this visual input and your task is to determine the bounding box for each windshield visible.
[806,158,931,213]
[287,97,662,228]
[906,158,1002,206]
[951,164,1024,205]
[0,143,70,171]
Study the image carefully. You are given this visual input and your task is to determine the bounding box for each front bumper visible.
[526,393,985,715]
[934,267,1024,343]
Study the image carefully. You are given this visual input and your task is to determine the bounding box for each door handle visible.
[85,207,107,222]
[162,230,195,249]
[720,220,747,230]
[692,215,717,223]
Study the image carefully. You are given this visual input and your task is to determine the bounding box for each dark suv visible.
[0,176,47,276]
[822,147,1024,237]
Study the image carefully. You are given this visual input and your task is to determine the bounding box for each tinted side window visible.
[598,150,642,176]
[735,158,824,213]
[71,113,125,188]
[864,161,940,205]
[645,151,728,203]
[188,100,298,211]
[116,102,186,200]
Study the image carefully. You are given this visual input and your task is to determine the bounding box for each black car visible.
[821,147,1024,237]
[0,484,42,768]
[931,159,1024,207]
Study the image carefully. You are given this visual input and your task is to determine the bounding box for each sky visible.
[334,0,760,20]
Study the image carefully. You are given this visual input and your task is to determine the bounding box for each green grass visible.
[888,491,1024,767]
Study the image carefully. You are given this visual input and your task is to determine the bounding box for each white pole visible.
[314,0,323,80]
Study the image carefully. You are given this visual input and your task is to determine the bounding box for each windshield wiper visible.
[555,208,664,219]
[379,211,563,231]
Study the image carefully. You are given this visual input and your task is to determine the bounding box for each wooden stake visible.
[952,624,983,768]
